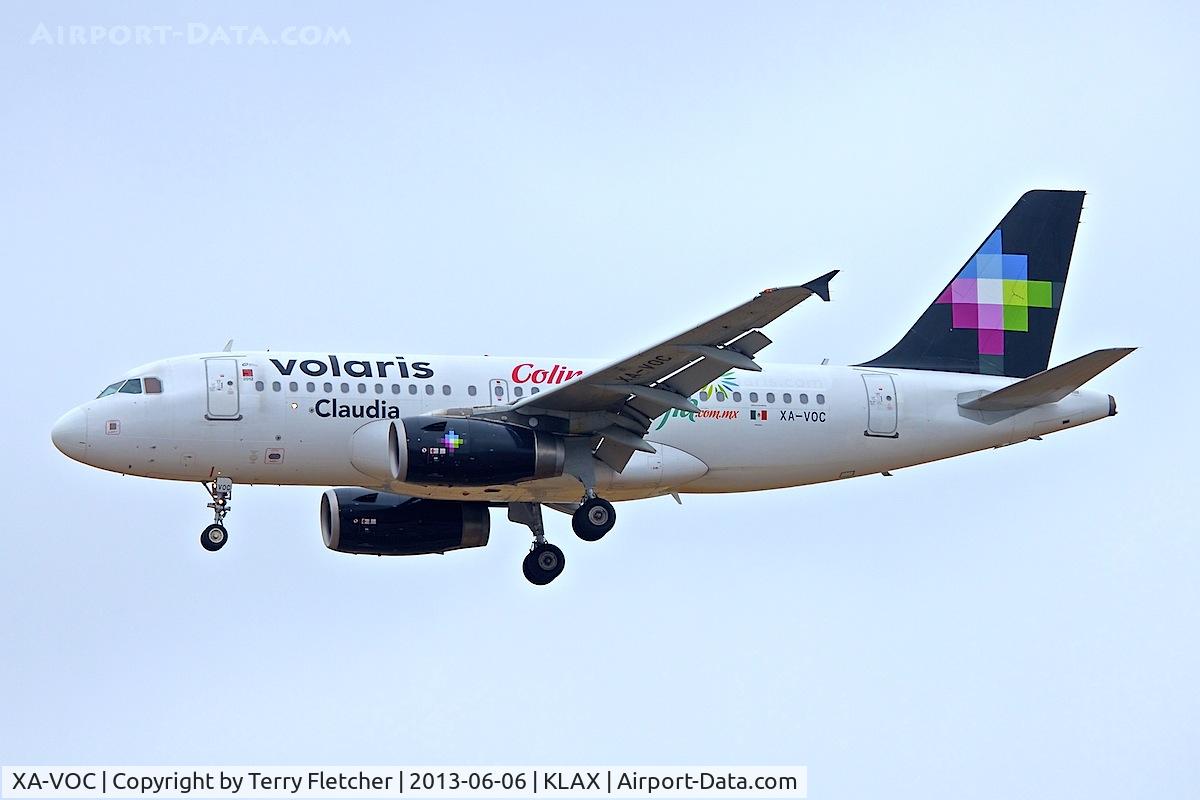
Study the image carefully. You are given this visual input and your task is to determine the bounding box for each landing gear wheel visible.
[200,479,233,552]
[200,524,228,552]
[523,543,565,585]
[572,497,616,542]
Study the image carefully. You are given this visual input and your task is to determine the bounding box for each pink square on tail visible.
[978,329,1005,355]
[977,304,1004,330]
[951,279,977,304]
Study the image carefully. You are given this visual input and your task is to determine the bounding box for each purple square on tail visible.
[952,304,978,328]
[978,328,1005,355]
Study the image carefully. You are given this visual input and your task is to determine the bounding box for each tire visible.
[572,497,616,542]
[200,524,228,552]
[522,543,565,585]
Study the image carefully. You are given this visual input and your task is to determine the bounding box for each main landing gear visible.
[200,477,233,552]
[509,492,617,585]
[572,493,616,542]
[509,502,565,586]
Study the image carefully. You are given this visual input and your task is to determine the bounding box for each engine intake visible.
[349,420,401,481]
[397,417,564,486]
[321,488,490,556]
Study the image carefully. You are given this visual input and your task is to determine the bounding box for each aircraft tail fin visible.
[859,190,1086,378]
[959,347,1135,411]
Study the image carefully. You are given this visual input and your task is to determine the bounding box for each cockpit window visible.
[97,376,161,398]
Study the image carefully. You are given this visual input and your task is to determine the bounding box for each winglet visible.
[801,269,839,302]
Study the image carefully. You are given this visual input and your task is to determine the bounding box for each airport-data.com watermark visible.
[29,22,351,47]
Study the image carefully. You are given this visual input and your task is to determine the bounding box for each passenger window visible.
[97,381,123,398]
[357,383,367,394]
[340,383,349,393]
[716,391,725,402]
[513,386,524,398]
[289,381,298,392]
[531,387,540,394]
[766,392,775,403]
[425,384,434,395]
[732,391,742,402]
[468,385,477,397]
[749,392,758,403]
[306,382,316,393]
[408,385,418,395]
[375,383,384,394]
[323,382,333,393]
[119,379,143,394]
[442,385,452,396]
[271,381,281,392]
[143,377,163,394]
[699,390,710,401]
[783,393,792,404]
[391,384,401,395]
[495,385,504,398]
[799,393,809,404]
[255,381,265,391]
[816,393,826,405]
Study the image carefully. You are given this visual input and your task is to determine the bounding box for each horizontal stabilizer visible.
[960,347,1135,411]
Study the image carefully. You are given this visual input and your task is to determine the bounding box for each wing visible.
[491,271,838,471]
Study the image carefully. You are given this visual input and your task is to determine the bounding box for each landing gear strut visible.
[201,477,232,552]
[509,502,565,585]
[572,493,616,542]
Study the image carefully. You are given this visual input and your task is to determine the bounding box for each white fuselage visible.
[51,352,1115,502]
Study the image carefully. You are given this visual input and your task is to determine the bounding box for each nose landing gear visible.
[201,523,227,552]
[200,478,232,552]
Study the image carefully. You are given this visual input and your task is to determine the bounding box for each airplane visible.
[51,190,1133,584]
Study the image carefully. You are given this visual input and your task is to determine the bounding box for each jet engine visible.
[396,417,564,485]
[349,420,401,481]
[320,488,490,556]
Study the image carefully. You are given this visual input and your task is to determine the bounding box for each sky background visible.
[1,1,1197,797]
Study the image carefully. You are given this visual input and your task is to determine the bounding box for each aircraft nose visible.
[51,406,88,460]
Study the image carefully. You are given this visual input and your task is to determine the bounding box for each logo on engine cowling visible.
[441,429,465,451]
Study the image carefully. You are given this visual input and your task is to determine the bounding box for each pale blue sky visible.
[1,1,1196,797]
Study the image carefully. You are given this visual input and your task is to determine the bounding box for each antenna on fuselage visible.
[223,339,233,352]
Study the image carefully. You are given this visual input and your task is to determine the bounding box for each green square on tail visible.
[1027,280,1053,308]
[1003,279,1029,306]
[1003,303,1028,331]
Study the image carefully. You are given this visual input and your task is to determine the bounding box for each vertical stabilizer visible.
[859,190,1085,377]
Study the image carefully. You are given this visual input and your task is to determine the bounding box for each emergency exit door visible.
[863,374,898,437]
[205,358,241,420]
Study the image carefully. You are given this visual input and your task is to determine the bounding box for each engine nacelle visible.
[321,488,490,556]
[397,417,564,486]
[349,420,401,481]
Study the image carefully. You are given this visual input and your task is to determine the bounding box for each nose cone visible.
[51,407,88,461]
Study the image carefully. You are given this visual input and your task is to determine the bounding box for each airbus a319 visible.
[52,191,1132,584]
